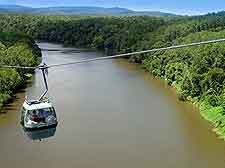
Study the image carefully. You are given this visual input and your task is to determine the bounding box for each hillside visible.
[0,5,176,17]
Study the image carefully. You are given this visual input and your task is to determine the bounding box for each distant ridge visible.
[0,5,177,17]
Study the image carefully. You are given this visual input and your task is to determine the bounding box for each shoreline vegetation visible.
[1,13,225,139]
[0,32,41,110]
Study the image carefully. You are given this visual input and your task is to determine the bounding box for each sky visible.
[0,0,225,15]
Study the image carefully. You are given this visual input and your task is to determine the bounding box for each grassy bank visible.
[0,32,41,110]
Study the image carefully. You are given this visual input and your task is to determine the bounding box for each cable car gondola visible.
[21,99,57,130]
[0,63,58,130]
[16,64,58,130]
[20,64,58,130]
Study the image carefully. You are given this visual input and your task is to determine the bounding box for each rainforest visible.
[1,12,225,139]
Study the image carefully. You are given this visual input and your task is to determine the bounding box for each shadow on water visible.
[23,126,57,141]
[2,101,20,114]
[0,77,33,115]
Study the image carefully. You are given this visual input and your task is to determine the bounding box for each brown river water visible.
[0,42,225,168]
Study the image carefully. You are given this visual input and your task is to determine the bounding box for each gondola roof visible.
[23,101,53,111]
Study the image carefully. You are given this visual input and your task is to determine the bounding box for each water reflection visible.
[23,126,57,141]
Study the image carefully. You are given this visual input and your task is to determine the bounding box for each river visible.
[0,42,225,168]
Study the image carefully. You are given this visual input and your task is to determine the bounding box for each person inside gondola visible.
[38,109,49,122]
[30,110,41,123]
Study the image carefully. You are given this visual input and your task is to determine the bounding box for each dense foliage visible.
[0,15,165,53]
[0,32,41,109]
[1,13,225,137]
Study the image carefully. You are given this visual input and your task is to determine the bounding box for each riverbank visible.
[143,62,225,140]
[141,30,225,140]
[0,32,41,111]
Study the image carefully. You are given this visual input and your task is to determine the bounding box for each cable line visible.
[46,38,225,68]
[1,38,225,69]
[0,65,37,69]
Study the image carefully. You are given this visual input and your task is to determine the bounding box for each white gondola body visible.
[21,100,58,130]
